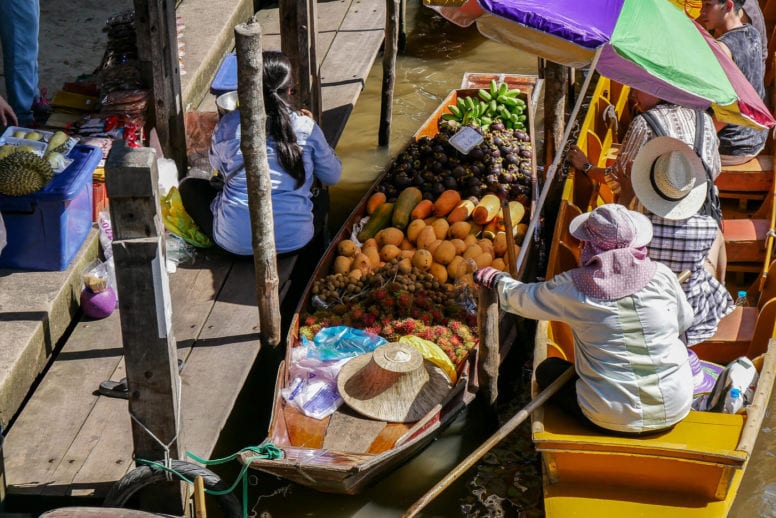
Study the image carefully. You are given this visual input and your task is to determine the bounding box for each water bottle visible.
[723,388,743,414]
[735,290,748,307]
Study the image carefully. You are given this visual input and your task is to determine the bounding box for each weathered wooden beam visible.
[379,0,400,146]
[106,145,183,510]
[477,286,500,409]
[235,19,282,347]
[279,0,322,121]
[134,0,188,175]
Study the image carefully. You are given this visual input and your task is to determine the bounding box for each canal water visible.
[210,1,776,517]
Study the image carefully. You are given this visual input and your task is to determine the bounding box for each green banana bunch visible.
[442,80,528,131]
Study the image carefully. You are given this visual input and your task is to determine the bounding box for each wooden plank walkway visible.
[255,0,386,146]
[1,0,387,506]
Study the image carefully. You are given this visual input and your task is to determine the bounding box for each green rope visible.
[136,443,283,518]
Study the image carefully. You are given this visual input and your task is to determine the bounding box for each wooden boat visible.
[238,74,542,494]
[532,74,776,516]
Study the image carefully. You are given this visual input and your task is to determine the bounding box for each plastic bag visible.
[82,259,111,293]
[97,211,117,297]
[165,232,196,273]
[160,186,213,248]
[399,335,457,384]
[307,325,387,361]
[692,356,759,413]
[281,342,351,419]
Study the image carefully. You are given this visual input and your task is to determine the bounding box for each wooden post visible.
[235,20,282,348]
[105,143,183,506]
[477,286,500,408]
[133,0,188,176]
[279,0,322,122]
[379,0,400,146]
[543,62,568,177]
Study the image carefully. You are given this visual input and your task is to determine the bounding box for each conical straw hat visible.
[337,342,452,423]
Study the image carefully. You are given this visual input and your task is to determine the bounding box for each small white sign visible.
[449,126,484,155]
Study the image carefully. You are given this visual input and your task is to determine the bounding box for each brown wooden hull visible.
[240,74,542,494]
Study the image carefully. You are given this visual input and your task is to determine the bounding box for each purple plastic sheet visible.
[477,0,624,48]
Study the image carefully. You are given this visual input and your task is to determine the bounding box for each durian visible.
[45,151,67,171]
[45,130,70,155]
[0,145,15,160]
[0,151,55,196]
[12,130,26,139]
[25,131,42,141]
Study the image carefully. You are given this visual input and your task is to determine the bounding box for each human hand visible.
[566,145,589,171]
[0,96,17,127]
[473,267,506,290]
[299,108,314,120]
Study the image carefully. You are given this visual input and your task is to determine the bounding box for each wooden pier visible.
[0,0,387,509]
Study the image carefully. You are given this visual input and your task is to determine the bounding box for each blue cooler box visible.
[210,52,237,96]
[0,144,101,271]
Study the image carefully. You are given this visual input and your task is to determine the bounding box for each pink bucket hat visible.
[569,204,656,300]
[569,204,653,249]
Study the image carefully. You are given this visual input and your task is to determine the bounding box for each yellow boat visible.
[532,75,776,516]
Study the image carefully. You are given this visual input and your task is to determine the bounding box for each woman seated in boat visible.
[474,204,694,434]
[614,137,735,346]
[179,51,342,260]
[699,0,768,165]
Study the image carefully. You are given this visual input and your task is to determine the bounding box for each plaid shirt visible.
[648,214,734,345]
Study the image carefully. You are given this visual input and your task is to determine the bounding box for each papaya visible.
[472,194,502,225]
[497,200,526,228]
[410,199,434,220]
[433,190,462,217]
[358,202,394,243]
[366,192,387,215]
[392,187,423,230]
[447,199,476,224]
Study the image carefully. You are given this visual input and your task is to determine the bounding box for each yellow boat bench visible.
[533,405,747,501]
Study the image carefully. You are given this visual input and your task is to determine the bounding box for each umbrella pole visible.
[514,47,602,276]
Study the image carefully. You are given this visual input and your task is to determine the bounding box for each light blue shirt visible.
[496,263,694,433]
[209,110,342,254]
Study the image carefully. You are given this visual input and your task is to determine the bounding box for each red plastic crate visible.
[92,180,109,222]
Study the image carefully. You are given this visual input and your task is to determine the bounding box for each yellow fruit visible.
[406,219,426,243]
[412,249,433,271]
[333,255,353,274]
[429,262,449,283]
[376,227,404,247]
[431,219,450,240]
[416,226,438,250]
[432,240,457,265]
[379,244,402,262]
[337,239,359,257]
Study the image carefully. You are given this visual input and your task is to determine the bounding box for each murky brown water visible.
[221,1,776,517]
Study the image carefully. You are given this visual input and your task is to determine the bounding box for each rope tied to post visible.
[137,443,283,518]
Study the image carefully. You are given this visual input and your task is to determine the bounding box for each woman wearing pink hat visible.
[475,204,694,434]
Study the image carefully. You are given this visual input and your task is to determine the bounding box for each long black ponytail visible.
[262,51,305,188]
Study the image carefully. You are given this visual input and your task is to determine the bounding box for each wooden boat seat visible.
[688,306,757,364]
[545,195,582,279]
[722,217,771,268]
[533,404,747,499]
[683,297,776,365]
[715,155,773,209]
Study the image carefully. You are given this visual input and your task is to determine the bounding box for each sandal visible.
[98,359,185,399]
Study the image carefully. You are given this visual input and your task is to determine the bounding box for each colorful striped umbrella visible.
[431,0,775,129]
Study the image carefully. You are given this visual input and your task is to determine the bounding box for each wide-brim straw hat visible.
[631,136,707,220]
[337,342,452,423]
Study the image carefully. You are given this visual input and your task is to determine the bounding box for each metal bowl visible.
[216,91,239,116]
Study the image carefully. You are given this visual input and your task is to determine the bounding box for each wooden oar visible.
[402,366,576,518]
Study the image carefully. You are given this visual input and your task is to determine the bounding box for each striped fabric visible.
[647,213,735,345]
